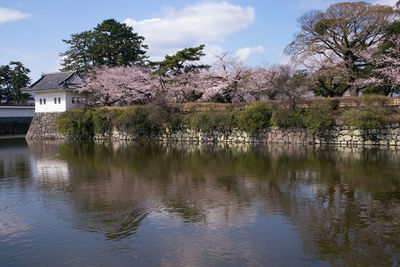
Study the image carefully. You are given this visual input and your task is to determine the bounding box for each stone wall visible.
[26,112,400,147]
[314,125,400,146]
[26,112,65,140]
[99,125,400,147]
[107,127,314,144]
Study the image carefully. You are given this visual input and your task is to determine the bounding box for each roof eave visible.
[21,87,66,93]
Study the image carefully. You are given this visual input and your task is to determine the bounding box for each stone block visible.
[379,140,389,146]
[344,135,352,142]
[352,129,362,136]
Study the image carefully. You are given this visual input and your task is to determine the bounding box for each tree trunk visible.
[349,87,358,96]
[345,56,359,96]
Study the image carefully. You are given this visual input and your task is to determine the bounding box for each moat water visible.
[0,138,399,266]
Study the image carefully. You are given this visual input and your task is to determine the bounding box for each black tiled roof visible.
[23,71,82,92]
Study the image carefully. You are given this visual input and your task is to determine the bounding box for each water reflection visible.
[0,139,33,187]
[1,139,399,266]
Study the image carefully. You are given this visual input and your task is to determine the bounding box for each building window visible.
[58,97,61,104]
[54,97,57,104]
[72,97,75,104]
[43,98,46,105]
[39,98,42,105]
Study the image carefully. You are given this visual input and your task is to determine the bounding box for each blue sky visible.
[0,0,396,80]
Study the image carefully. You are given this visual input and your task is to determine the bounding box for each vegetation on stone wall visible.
[236,102,273,133]
[344,109,389,130]
[271,108,305,128]
[303,99,336,134]
[56,105,182,139]
[183,109,236,132]
[270,99,338,134]
[343,95,393,130]
[115,106,164,137]
[91,108,119,135]
[182,102,273,133]
[55,97,398,140]
[56,109,94,139]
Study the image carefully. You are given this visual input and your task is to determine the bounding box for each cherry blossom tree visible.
[264,65,312,109]
[230,64,312,107]
[240,66,309,102]
[79,66,160,106]
[356,36,400,96]
[199,56,312,105]
[285,2,397,96]
[239,68,271,101]
[200,53,245,103]
[150,45,211,103]
[78,54,313,106]
[372,36,400,93]
[161,71,209,103]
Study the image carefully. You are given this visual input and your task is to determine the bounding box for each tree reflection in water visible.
[26,140,400,266]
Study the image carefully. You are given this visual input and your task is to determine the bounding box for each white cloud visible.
[0,7,30,24]
[197,45,265,66]
[124,1,255,60]
[235,46,264,62]
[374,0,398,6]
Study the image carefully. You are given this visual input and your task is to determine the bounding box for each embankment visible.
[0,117,32,135]
[26,112,400,147]
[0,105,34,135]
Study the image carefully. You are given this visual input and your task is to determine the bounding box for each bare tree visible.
[268,65,311,109]
[285,2,397,96]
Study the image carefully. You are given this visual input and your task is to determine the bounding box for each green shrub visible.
[92,108,117,135]
[184,109,236,132]
[271,108,305,128]
[184,111,212,131]
[56,109,94,139]
[303,99,336,134]
[327,99,340,110]
[343,95,392,130]
[236,102,273,133]
[146,104,183,132]
[344,108,389,130]
[357,94,388,107]
[116,106,164,136]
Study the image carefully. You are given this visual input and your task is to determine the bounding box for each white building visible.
[23,71,86,113]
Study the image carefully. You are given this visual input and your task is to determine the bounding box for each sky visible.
[0,0,397,81]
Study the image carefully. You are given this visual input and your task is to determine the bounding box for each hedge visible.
[56,98,397,139]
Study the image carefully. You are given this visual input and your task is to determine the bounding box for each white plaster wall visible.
[0,106,34,117]
[34,90,67,113]
[65,91,86,110]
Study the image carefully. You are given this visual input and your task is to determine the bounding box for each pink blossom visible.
[357,36,400,93]
[78,66,160,106]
